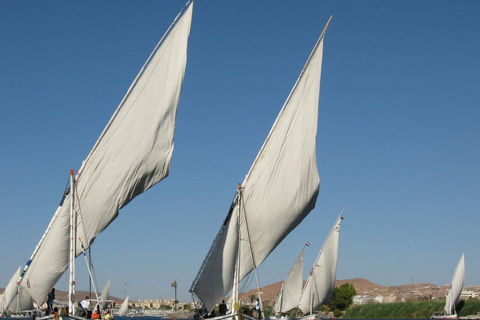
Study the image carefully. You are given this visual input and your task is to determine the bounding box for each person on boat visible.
[53,307,59,320]
[91,306,101,320]
[60,307,67,316]
[104,309,112,320]
[209,309,216,318]
[81,296,91,310]
[255,299,261,320]
[47,288,55,315]
[219,300,227,316]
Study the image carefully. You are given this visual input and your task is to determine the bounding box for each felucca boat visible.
[189,16,332,320]
[431,253,465,320]
[13,1,194,319]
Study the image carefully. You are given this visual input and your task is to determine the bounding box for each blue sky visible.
[1,1,479,303]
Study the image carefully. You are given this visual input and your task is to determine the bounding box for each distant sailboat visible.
[271,246,305,319]
[297,210,344,320]
[97,280,111,311]
[14,1,194,318]
[431,253,465,320]
[1,266,33,315]
[1,266,22,314]
[190,16,332,320]
[118,296,129,317]
[270,209,344,320]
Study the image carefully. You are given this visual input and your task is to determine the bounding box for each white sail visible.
[190,18,331,313]
[1,266,22,313]
[274,248,304,314]
[19,1,193,305]
[7,289,33,313]
[298,211,342,314]
[118,296,129,316]
[444,253,465,315]
[97,279,111,311]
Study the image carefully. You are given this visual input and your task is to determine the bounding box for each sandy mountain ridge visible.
[241,278,449,305]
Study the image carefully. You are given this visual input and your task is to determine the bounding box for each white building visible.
[353,295,374,305]
[461,289,480,300]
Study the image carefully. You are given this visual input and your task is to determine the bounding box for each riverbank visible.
[343,299,480,319]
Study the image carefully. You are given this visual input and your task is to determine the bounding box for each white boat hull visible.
[296,315,328,320]
[431,313,458,319]
[39,315,86,320]
[203,314,258,320]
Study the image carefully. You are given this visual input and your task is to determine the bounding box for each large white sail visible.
[19,1,193,305]
[190,18,331,313]
[274,248,305,314]
[298,211,342,314]
[444,253,465,315]
[118,296,129,316]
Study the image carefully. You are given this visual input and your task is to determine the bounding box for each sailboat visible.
[118,296,129,317]
[270,209,344,320]
[296,210,344,320]
[14,1,194,318]
[431,253,465,320]
[271,246,305,320]
[1,266,34,315]
[189,16,332,320]
[97,280,111,312]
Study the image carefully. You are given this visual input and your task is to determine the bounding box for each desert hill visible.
[242,278,448,306]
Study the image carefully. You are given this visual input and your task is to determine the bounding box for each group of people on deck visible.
[44,289,112,320]
[197,298,262,320]
[79,296,113,320]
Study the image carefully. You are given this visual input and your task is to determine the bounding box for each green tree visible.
[328,283,357,311]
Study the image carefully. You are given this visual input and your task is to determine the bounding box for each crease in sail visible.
[20,1,193,305]
[191,22,327,312]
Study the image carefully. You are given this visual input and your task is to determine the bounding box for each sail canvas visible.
[298,213,342,314]
[20,1,193,305]
[274,249,304,314]
[191,18,330,313]
[444,253,465,315]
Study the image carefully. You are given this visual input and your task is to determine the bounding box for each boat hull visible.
[296,315,330,320]
[431,314,458,319]
[203,314,258,320]
[39,315,86,320]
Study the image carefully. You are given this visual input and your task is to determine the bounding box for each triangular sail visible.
[444,253,465,315]
[274,248,304,314]
[1,266,22,313]
[7,289,33,313]
[190,18,331,313]
[298,210,343,314]
[118,296,129,316]
[97,279,111,311]
[20,1,193,305]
